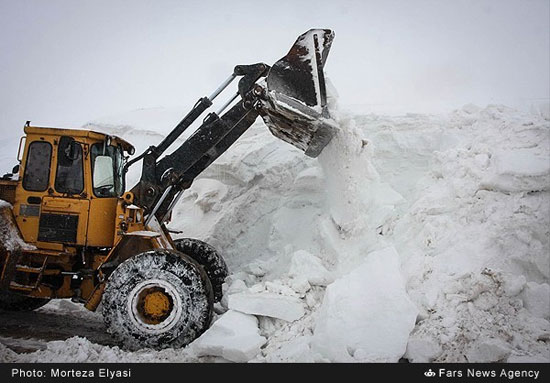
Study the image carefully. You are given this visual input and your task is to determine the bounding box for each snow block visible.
[466,339,511,363]
[311,246,418,362]
[228,292,305,322]
[265,336,316,363]
[507,354,550,363]
[192,310,266,362]
[288,250,333,286]
[521,282,550,319]
[486,149,550,193]
[405,337,442,362]
[501,274,526,297]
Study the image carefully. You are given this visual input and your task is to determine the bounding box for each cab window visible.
[22,141,52,192]
[91,143,125,198]
[55,137,84,194]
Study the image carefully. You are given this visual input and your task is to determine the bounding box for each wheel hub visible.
[128,279,184,334]
[138,287,173,324]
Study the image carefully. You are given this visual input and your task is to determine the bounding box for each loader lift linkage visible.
[130,62,271,224]
[0,29,337,350]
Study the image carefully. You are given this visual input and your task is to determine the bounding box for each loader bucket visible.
[261,29,337,157]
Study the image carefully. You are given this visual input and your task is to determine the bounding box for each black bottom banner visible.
[1,363,548,383]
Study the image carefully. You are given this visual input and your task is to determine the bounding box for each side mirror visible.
[58,136,79,166]
[93,156,114,189]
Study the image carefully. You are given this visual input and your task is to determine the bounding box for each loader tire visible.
[173,238,228,302]
[102,249,213,350]
[0,290,50,311]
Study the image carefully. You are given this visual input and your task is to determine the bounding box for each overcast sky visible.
[0,0,548,133]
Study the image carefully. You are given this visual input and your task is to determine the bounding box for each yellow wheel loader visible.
[0,29,337,350]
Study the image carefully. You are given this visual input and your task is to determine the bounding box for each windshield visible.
[91,143,125,197]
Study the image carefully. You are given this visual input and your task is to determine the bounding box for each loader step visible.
[9,281,36,292]
[8,255,51,292]
[15,265,59,275]
[15,265,42,273]
[24,248,67,257]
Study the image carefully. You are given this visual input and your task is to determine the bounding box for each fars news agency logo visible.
[424,369,436,378]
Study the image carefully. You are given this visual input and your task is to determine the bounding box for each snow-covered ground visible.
[0,101,549,363]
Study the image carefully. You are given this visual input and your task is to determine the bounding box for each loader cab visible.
[14,126,134,250]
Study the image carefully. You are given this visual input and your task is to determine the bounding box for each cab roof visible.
[24,125,135,154]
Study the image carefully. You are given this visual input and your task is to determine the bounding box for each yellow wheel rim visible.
[136,287,174,325]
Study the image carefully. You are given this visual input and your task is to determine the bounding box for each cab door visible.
[37,137,89,247]
[15,138,54,244]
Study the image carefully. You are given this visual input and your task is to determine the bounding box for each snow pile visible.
[311,247,417,362]
[405,270,550,362]
[1,103,548,363]
[177,103,548,363]
[0,336,197,363]
[381,105,550,363]
[174,105,419,362]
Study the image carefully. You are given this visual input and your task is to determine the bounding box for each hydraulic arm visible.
[129,29,337,225]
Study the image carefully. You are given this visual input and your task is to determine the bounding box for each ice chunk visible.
[485,149,550,192]
[220,279,248,309]
[521,282,550,319]
[466,339,511,363]
[288,276,311,295]
[192,178,228,213]
[288,250,333,286]
[405,337,442,362]
[311,246,418,362]
[507,354,550,363]
[293,166,324,191]
[228,292,305,322]
[501,274,526,297]
[192,310,266,363]
[461,103,482,114]
[265,336,316,363]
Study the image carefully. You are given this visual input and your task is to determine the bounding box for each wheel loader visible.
[0,29,337,350]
